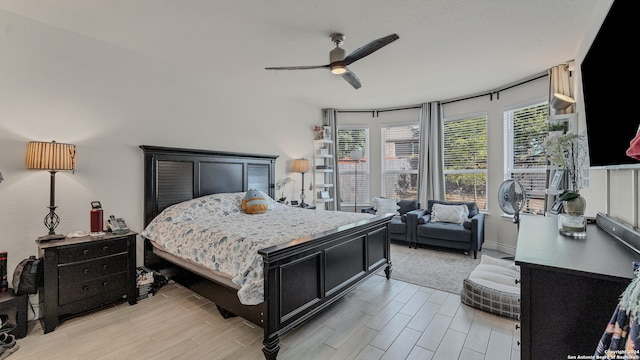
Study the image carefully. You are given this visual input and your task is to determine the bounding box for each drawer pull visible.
[82,286,89,291]
[82,249,89,255]
[83,268,89,274]
[102,246,109,251]
[102,264,108,270]
[515,278,520,285]
[102,281,108,287]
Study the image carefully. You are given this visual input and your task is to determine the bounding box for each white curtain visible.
[548,64,574,115]
[418,102,445,205]
[323,108,339,211]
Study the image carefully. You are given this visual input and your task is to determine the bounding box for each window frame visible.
[336,126,370,208]
[380,122,420,201]
[442,113,488,210]
[502,98,549,216]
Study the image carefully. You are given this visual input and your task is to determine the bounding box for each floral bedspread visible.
[141,192,374,305]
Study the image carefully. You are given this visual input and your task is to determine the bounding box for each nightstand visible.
[37,231,137,334]
[0,290,27,338]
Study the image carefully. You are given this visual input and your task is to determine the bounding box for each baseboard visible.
[483,240,516,256]
[596,212,640,255]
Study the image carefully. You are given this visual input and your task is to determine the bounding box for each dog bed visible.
[461,255,520,319]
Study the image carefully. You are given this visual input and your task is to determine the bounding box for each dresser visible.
[515,215,636,359]
[38,231,137,333]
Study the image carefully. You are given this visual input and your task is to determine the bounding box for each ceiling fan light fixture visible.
[330,64,347,75]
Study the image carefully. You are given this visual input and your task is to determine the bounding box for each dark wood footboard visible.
[259,214,393,359]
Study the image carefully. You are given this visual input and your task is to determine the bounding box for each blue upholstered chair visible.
[361,199,421,245]
[407,200,485,258]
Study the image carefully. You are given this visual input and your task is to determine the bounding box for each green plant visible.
[548,122,565,132]
[544,132,586,191]
[557,189,580,202]
[275,177,292,202]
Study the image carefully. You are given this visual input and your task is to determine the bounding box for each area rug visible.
[381,243,482,294]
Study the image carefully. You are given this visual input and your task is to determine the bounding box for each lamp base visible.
[37,233,66,242]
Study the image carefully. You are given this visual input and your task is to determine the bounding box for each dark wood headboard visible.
[140,145,278,227]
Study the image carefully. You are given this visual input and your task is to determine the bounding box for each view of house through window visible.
[336,127,369,208]
[381,124,419,200]
[503,102,549,215]
[443,115,488,209]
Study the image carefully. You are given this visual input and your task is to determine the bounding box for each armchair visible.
[407,200,485,258]
[362,199,421,245]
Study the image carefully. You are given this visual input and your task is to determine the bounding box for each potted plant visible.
[545,131,587,214]
[548,122,565,137]
[275,177,292,203]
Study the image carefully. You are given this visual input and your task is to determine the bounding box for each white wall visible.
[0,11,320,277]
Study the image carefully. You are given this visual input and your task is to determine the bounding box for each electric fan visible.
[497,179,526,225]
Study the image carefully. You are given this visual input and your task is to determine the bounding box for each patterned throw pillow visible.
[430,203,469,224]
[373,197,400,215]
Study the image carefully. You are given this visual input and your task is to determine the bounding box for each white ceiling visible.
[0,0,610,110]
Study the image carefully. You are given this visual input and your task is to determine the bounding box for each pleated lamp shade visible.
[292,158,310,173]
[26,141,76,171]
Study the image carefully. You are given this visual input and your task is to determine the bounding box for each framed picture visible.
[550,170,564,190]
[550,199,564,215]
[322,126,331,140]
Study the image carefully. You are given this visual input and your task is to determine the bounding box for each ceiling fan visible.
[265,33,399,89]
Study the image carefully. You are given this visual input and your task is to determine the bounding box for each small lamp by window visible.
[292,158,311,208]
[26,141,76,241]
[550,93,576,111]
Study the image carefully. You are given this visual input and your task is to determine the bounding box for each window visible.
[503,102,548,215]
[443,115,488,209]
[336,127,369,208]
[381,124,419,200]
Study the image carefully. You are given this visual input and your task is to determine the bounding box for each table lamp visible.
[292,158,310,207]
[26,141,76,241]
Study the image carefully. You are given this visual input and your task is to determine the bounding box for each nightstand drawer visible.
[58,239,127,264]
[58,272,128,305]
[58,254,127,287]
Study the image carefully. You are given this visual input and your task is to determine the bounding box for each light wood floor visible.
[9,272,520,360]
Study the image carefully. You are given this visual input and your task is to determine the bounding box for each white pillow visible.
[373,197,400,215]
[430,203,469,224]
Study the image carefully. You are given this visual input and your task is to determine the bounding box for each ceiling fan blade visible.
[343,33,399,65]
[265,65,329,70]
[342,70,361,89]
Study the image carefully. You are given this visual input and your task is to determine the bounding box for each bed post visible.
[262,337,279,360]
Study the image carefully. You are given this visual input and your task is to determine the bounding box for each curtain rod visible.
[334,70,549,114]
[441,71,548,105]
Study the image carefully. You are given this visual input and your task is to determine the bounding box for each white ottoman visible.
[461,255,520,319]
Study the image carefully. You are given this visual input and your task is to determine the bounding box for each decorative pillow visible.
[258,190,282,209]
[427,200,478,217]
[430,203,469,224]
[372,197,400,215]
[242,189,269,214]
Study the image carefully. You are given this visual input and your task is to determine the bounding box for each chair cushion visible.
[416,221,470,242]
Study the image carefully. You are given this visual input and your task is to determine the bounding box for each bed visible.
[139,145,393,360]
